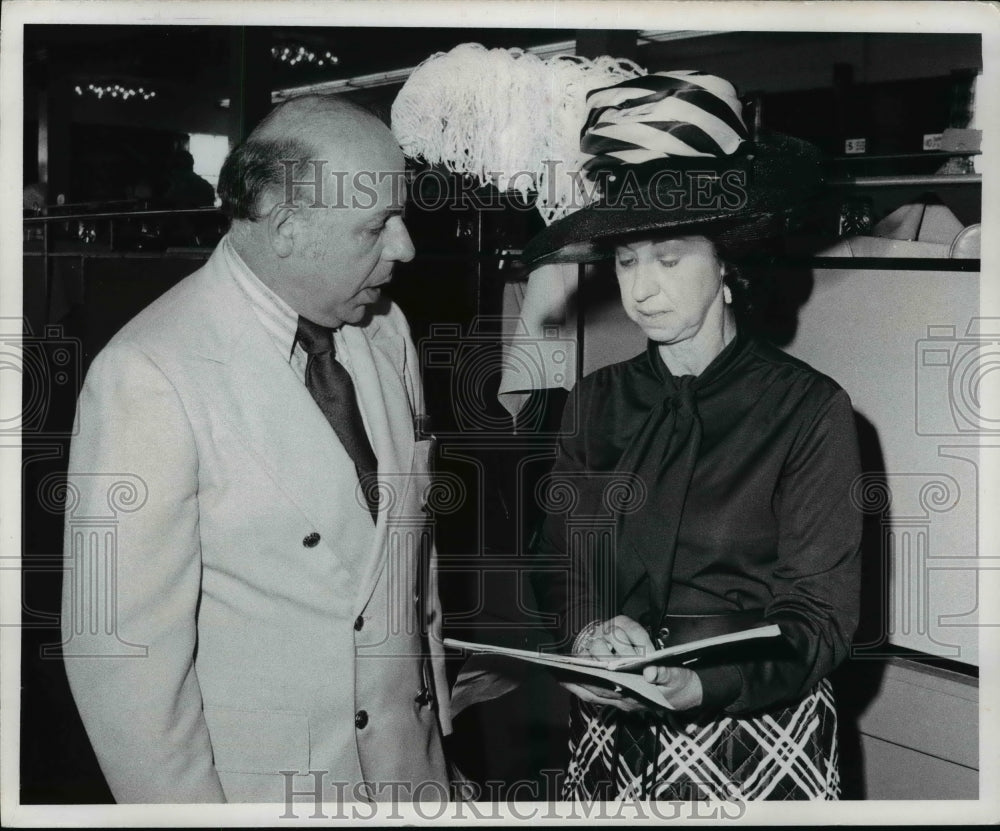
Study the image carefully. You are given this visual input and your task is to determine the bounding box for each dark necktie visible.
[295,316,379,522]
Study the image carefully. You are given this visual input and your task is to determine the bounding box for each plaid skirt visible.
[563,679,840,801]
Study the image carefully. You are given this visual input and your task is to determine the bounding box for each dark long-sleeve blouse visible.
[532,331,863,716]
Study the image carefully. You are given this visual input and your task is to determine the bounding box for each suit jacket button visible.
[354,615,364,631]
[303,532,321,548]
[355,710,369,729]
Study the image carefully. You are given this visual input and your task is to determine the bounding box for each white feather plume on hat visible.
[391,43,646,225]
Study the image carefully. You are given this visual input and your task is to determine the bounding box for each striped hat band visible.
[581,70,750,177]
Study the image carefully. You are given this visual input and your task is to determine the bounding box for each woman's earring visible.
[723,284,733,305]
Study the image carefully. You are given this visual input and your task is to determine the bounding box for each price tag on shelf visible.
[923,133,944,151]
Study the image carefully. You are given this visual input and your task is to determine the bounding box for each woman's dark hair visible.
[216,136,316,221]
[717,228,785,330]
[721,257,783,334]
[721,260,754,319]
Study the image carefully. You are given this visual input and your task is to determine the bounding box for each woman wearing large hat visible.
[528,71,862,800]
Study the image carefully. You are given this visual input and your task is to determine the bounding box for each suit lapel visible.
[341,320,417,614]
[189,249,377,569]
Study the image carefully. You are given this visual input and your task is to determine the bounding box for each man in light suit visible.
[61,96,451,803]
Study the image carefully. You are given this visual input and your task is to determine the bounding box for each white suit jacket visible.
[61,240,451,803]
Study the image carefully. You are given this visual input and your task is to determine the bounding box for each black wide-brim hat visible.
[522,72,826,267]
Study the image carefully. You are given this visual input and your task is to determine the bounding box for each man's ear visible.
[265,200,301,258]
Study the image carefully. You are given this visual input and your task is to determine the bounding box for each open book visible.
[445,624,782,709]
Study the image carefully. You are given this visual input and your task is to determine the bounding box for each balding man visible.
[61,97,451,804]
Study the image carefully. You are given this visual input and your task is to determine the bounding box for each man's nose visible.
[385,216,415,263]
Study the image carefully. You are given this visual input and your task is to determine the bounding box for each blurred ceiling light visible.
[76,82,157,101]
[272,44,339,67]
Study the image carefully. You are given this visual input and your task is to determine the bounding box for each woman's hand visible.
[574,615,654,661]
[642,664,703,711]
[559,680,648,713]
[561,616,704,712]
[561,616,659,713]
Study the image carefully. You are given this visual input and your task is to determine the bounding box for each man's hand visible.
[561,615,703,712]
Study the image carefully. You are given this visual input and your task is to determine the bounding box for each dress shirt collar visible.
[222,234,300,361]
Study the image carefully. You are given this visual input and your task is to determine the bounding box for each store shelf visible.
[829,174,981,188]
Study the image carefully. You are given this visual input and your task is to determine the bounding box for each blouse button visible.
[354,615,364,632]
[303,532,321,548]
[355,710,369,730]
